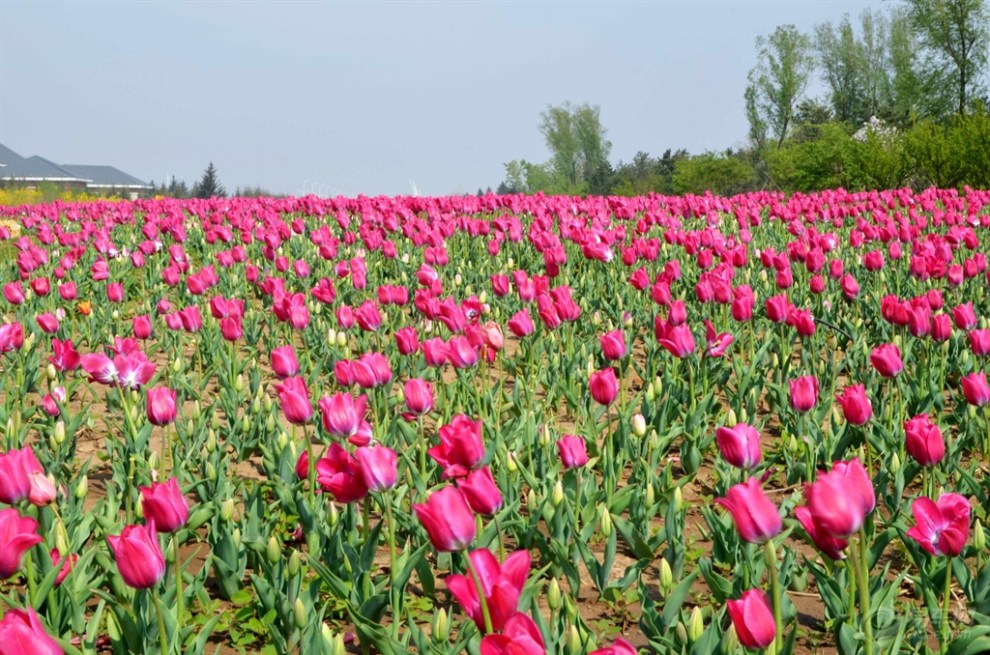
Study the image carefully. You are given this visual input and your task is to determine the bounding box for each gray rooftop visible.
[61,164,150,188]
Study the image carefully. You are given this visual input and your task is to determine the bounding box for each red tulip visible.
[715,478,782,543]
[0,508,43,578]
[448,548,530,632]
[835,384,872,426]
[316,443,369,503]
[456,466,503,516]
[275,376,314,425]
[133,314,152,340]
[430,415,484,479]
[727,589,776,649]
[599,330,627,360]
[870,343,903,378]
[961,371,990,406]
[557,435,589,469]
[140,478,189,533]
[0,446,44,505]
[146,386,178,426]
[270,345,299,379]
[404,378,434,415]
[319,393,368,441]
[788,375,818,413]
[903,415,945,467]
[479,612,545,655]
[0,606,63,655]
[906,493,971,557]
[794,506,847,560]
[107,521,166,589]
[932,314,953,341]
[805,458,875,538]
[413,486,477,552]
[355,445,398,493]
[589,368,619,406]
[589,638,638,655]
[715,423,762,469]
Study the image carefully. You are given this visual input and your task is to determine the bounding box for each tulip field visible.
[2,188,990,655]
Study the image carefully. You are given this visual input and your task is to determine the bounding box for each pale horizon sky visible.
[1,0,881,196]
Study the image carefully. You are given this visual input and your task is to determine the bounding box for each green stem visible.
[464,552,494,635]
[574,468,583,537]
[765,541,783,653]
[857,534,874,655]
[384,493,400,640]
[24,549,37,608]
[172,535,183,627]
[152,587,170,655]
[941,558,952,655]
[846,553,857,625]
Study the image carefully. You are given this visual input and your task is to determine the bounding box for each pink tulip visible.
[703,320,733,357]
[107,521,166,589]
[404,379,434,415]
[0,446,44,505]
[430,415,485,479]
[0,606,63,655]
[49,338,80,372]
[140,478,189,533]
[715,423,762,469]
[507,309,535,337]
[870,343,903,378]
[275,376,314,425]
[355,445,398,493]
[413,486,477,552]
[715,478,782,543]
[106,282,124,303]
[788,375,819,413]
[146,386,178,426]
[132,314,152,340]
[805,458,875,538]
[727,589,776,649]
[36,313,59,334]
[422,338,450,367]
[835,384,872,426]
[479,612,546,655]
[456,466,503,516]
[394,326,420,355]
[448,548,530,632]
[270,346,299,379]
[952,302,977,330]
[557,435,589,469]
[961,372,990,406]
[0,509,43,579]
[316,443,369,503]
[903,415,945,467]
[906,493,971,557]
[658,323,696,358]
[794,506,847,560]
[599,330,627,360]
[319,393,368,441]
[589,368,619,406]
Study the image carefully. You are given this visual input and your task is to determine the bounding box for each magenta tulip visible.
[456,466,503,516]
[354,445,398,493]
[316,443,369,503]
[715,423,762,469]
[589,368,619,406]
[413,486,477,552]
[447,548,530,632]
[870,343,903,378]
[788,375,819,413]
[835,384,872,426]
[557,435,589,470]
[794,506,847,560]
[479,612,545,655]
[106,521,166,589]
[429,415,485,479]
[961,371,990,406]
[270,345,299,379]
[903,415,945,467]
[275,376,313,425]
[805,458,875,538]
[140,478,189,533]
[0,607,63,655]
[146,386,178,426]
[0,509,43,579]
[599,330,627,360]
[404,378,434,415]
[716,478,782,543]
[906,493,971,557]
[727,589,776,649]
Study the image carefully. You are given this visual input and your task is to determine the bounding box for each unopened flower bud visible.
[221,498,235,521]
[505,451,518,473]
[328,502,339,526]
[552,481,565,507]
[566,625,582,655]
[631,413,646,437]
[53,421,66,445]
[432,607,449,642]
[721,623,739,652]
[725,408,737,425]
[293,597,307,630]
[267,535,281,563]
[172,358,182,373]
[235,374,244,391]
[548,578,562,611]
[75,474,88,500]
[206,430,217,453]
[599,507,612,537]
[46,363,57,381]
[889,452,901,473]
[675,621,688,643]
[975,519,986,552]
[645,483,655,507]
[688,606,704,642]
[673,486,684,512]
[646,382,656,402]
[658,557,673,594]
[336,332,347,348]
[54,521,70,556]
[206,461,217,481]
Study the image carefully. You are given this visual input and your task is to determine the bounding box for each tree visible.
[538,102,613,194]
[193,162,226,199]
[746,25,816,147]
[904,0,990,116]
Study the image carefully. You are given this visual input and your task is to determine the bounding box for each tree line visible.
[498,0,990,197]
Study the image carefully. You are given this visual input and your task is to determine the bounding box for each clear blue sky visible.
[1,0,879,196]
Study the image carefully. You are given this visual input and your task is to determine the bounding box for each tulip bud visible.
[631,413,646,437]
[320,624,335,650]
[288,549,301,577]
[220,498,235,521]
[688,606,704,642]
[548,578,562,611]
[721,623,739,652]
[266,414,276,432]
[336,332,347,348]
[539,425,552,447]
[654,376,663,395]
[206,461,217,481]
[328,502,338,526]
[206,430,217,453]
[975,519,986,552]
[23,332,36,351]
[172,358,182,373]
[292,597,307,630]
[552,481,565,507]
[505,451,518,473]
[566,625,582,655]
[241,415,250,433]
[235,374,245,391]
[267,535,281,563]
[46,363,57,381]
[527,489,537,510]
[211,414,221,431]
[147,452,160,474]
[71,476,88,505]
[232,527,242,548]
[53,420,66,445]
[251,397,261,414]
[725,408,737,425]
[676,621,688,643]
[673,486,684,512]
[889,452,901,473]
[658,557,673,594]
[648,430,661,452]
[646,382,656,402]
[54,520,71,556]
[739,406,749,423]
[600,507,612,537]
[432,607,449,642]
